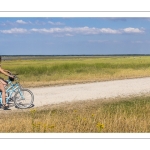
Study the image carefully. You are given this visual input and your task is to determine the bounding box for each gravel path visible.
[3,77,150,110]
[30,77,150,108]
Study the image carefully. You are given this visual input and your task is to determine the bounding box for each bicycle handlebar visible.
[8,72,19,81]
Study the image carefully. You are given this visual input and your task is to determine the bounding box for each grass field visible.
[1,56,150,133]
[0,95,150,133]
[1,56,150,87]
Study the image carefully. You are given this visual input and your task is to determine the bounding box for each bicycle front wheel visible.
[14,89,34,109]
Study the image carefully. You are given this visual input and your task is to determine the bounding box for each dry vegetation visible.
[0,95,150,133]
[1,56,150,132]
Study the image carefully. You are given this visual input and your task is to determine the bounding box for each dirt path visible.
[30,77,150,107]
[3,77,150,110]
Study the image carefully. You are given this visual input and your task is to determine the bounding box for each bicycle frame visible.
[0,78,23,104]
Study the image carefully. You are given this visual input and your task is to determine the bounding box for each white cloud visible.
[30,27,121,35]
[0,27,145,35]
[30,27,144,35]
[48,21,64,25]
[122,27,144,33]
[100,28,120,34]
[0,28,28,34]
[16,20,28,24]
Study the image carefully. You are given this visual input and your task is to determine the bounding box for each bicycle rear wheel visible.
[14,89,34,109]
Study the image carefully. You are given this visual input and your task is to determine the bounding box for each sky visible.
[0,17,150,55]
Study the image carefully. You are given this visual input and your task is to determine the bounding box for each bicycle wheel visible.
[14,89,34,109]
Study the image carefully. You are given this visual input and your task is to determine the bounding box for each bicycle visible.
[0,73,34,109]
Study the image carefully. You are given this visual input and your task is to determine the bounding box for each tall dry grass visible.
[0,96,150,133]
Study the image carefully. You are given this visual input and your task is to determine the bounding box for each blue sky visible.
[0,17,150,55]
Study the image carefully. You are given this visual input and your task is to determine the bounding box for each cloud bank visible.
[30,27,145,35]
[0,28,28,34]
[0,27,145,35]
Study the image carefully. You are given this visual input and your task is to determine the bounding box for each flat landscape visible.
[1,55,150,132]
[2,55,150,87]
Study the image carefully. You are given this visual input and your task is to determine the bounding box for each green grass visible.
[1,56,150,87]
[0,95,150,132]
[1,56,150,133]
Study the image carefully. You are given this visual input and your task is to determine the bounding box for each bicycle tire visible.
[14,89,34,109]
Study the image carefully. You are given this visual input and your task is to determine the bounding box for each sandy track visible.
[3,77,150,110]
[30,77,150,108]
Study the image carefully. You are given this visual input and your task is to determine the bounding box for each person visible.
[0,56,14,110]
